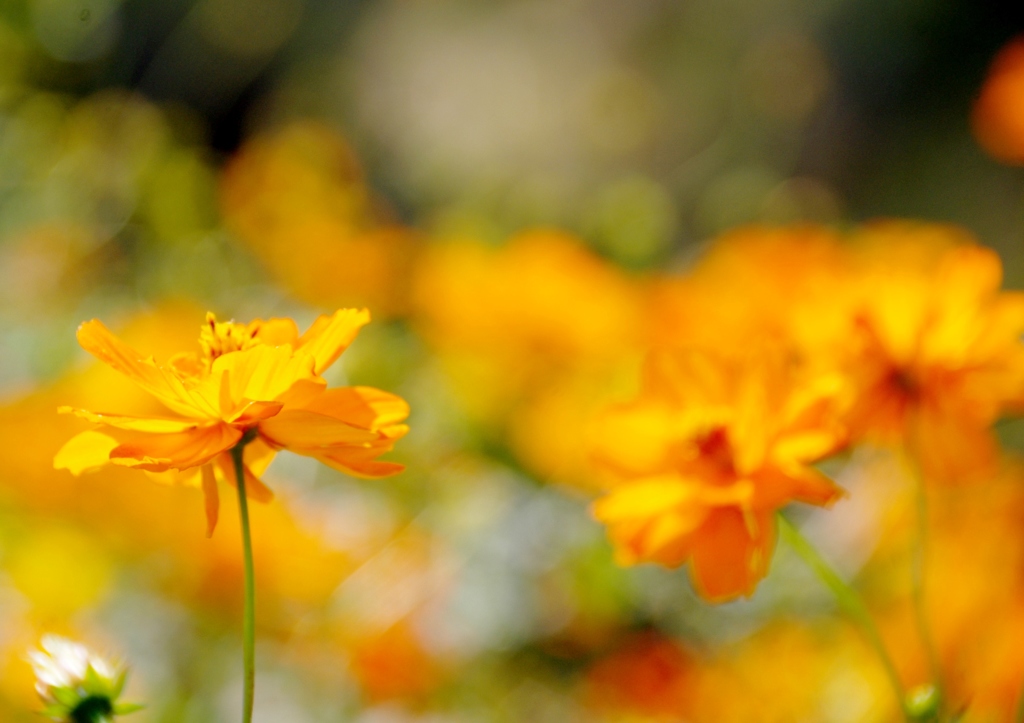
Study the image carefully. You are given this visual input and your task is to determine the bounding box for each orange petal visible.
[259,409,382,450]
[215,452,275,503]
[144,467,201,487]
[109,423,242,472]
[910,405,999,484]
[750,466,842,509]
[54,430,119,475]
[77,320,215,418]
[689,508,774,602]
[298,386,410,430]
[228,400,284,425]
[314,452,405,478]
[244,437,277,477]
[201,464,219,537]
[296,308,371,375]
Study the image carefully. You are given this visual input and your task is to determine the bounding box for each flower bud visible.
[28,635,142,722]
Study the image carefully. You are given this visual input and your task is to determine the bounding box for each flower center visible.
[887,365,921,400]
[200,313,265,367]
[694,426,737,482]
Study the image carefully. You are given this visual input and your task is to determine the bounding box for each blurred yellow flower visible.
[591,349,847,601]
[844,222,1024,482]
[54,310,408,534]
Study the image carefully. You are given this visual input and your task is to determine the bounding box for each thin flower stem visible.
[778,514,910,721]
[231,443,256,723]
[1015,684,1024,723]
[907,455,944,707]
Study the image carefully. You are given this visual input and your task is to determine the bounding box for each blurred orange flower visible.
[348,623,445,703]
[583,631,695,720]
[647,225,850,359]
[591,349,847,601]
[55,310,408,534]
[220,122,418,317]
[973,36,1024,164]
[844,222,1024,482]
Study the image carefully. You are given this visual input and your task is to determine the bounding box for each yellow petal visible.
[296,308,371,375]
[251,318,299,346]
[77,320,215,418]
[209,344,323,409]
[58,407,199,433]
[54,430,119,475]
[592,476,696,523]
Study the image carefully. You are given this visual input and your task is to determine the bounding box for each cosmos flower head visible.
[844,223,1024,482]
[591,347,848,601]
[29,635,140,722]
[54,309,409,535]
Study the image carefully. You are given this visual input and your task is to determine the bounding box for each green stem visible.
[778,514,910,721]
[907,457,944,707]
[1015,683,1024,723]
[231,443,256,723]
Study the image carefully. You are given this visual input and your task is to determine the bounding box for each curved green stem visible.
[231,443,256,723]
[778,514,910,721]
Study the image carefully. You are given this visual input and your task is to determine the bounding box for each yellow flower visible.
[54,310,409,535]
[844,222,1024,482]
[591,348,847,601]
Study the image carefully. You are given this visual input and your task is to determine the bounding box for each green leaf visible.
[112,702,145,716]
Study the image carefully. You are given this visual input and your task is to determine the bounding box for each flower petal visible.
[54,430,119,475]
[298,386,410,430]
[58,407,200,433]
[201,464,219,537]
[108,424,242,472]
[259,409,382,449]
[210,344,323,409]
[214,453,274,503]
[689,508,774,602]
[313,450,405,478]
[296,308,371,375]
[76,320,215,418]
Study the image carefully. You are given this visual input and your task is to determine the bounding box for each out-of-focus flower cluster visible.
[2,5,1024,723]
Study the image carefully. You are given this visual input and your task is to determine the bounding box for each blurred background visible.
[2,1,1024,721]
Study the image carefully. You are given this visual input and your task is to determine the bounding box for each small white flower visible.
[27,635,141,722]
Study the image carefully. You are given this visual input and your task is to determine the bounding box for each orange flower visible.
[54,310,409,534]
[591,349,846,601]
[844,222,1024,482]
[973,36,1024,164]
[583,632,695,719]
[220,122,418,317]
